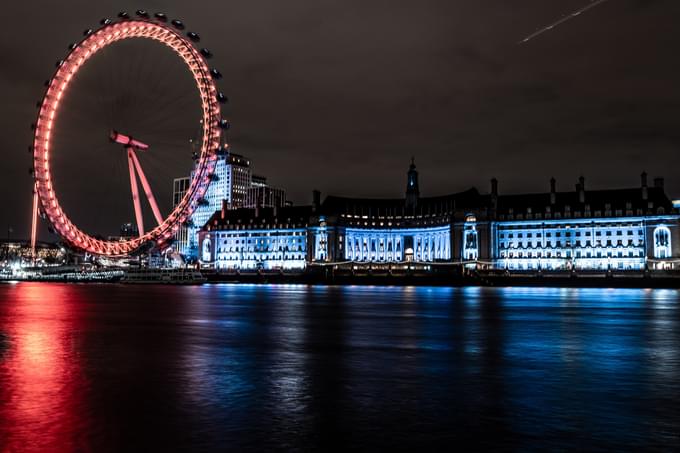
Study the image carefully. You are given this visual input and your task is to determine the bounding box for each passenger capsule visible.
[100,18,112,25]
[200,48,213,59]
[83,29,93,36]
[217,92,228,104]
[171,19,185,30]
[68,43,77,50]
[219,119,230,130]
[154,12,167,21]
[118,11,129,19]
[210,69,222,80]
[136,10,149,18]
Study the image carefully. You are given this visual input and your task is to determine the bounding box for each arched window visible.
[201,237,212,263]
[653,226,672,259]
[462,217,479,262]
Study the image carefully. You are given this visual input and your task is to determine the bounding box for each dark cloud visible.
[2,0,680,239]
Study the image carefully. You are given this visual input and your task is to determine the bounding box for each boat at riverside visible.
[121,268,207,285]
[0,265,124,282]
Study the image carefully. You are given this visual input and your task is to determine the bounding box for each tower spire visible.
[405,158,419,213]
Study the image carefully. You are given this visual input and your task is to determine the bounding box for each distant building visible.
[1,240,64,266]
[107,222,140,243]
[245,185,287,210]
[245,175,287,209]
[173,176,191,207]
[171,176,191,253]
[120,223,139,239]
[183,151,252,258]
[226,153,253,210]
[251,174,268,188]
[197,161,680,272]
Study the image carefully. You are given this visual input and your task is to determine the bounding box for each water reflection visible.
[0,283,678,451]
[0,283,86,452]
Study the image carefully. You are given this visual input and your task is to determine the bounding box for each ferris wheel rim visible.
[32,16,223,257]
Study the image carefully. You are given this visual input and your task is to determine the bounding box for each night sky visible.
[2,0,680,239]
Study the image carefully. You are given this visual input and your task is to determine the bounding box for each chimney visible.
[578,176,585,203]
[641,171,648,200]
[550,177,556,205]
[312,190,321,212]
[491,178,498,210]
[654,177,664,189]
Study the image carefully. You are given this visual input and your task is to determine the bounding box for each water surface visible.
[0,283,679,451]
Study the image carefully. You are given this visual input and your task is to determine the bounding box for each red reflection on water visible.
[0,283,87,452]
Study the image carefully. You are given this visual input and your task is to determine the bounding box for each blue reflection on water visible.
[0,283,679,451]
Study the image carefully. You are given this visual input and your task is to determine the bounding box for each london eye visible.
[30,11,227,257]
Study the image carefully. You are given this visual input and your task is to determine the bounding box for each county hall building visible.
[198,161,680,272]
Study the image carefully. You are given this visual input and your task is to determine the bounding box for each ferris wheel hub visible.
[110,130,150,151]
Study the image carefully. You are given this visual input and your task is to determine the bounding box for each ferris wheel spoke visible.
[127,149,145,236]
[129,149,164,227]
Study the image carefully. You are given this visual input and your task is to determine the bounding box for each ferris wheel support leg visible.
[127,148,145,236]
[30,183,39,262]
[129,150,164,227]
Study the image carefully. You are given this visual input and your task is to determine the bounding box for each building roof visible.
[320,188,482,217]
[203,205,313,231]
[484,186,674,216]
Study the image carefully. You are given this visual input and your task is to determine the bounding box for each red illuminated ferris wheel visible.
[30,11,229,256]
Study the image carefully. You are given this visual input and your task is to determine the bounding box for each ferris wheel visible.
[30,10,228,257]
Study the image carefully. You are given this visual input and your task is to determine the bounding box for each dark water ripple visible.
[0,283,679,451]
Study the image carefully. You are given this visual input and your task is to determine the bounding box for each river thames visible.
[0,283,679,451]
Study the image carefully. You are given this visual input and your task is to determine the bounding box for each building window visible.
[462,220,479,262]
[653,226,672,259]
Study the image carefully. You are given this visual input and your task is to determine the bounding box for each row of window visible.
[217,231,305,239]
[499,250,644,259]
[498,259,645,271]
[499,240,644,248]
[216,253,306,261]
[498,207,666,220]
[217,246,305,253]
[499,229,643,239]
[220,237,304,244]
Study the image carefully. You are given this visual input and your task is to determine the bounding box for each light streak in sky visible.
[519,0,611,44]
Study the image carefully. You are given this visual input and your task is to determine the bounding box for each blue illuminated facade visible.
[202,227,307,270]
[197,163,680,273]
[199,206,311,270]
[493,217,675,271]
[485,174,680,271]
[340,225,451,262]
